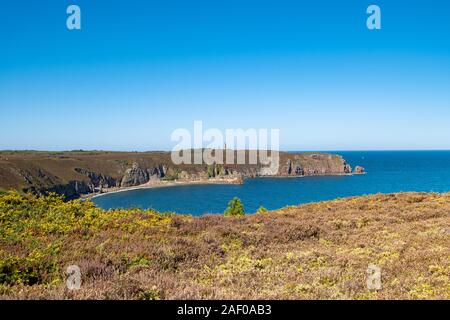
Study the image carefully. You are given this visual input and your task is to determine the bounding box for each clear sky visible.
[1,0,449,151]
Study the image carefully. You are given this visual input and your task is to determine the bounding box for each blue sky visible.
[1,0,449,151]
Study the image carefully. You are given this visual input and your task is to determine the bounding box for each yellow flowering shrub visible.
[0,191,172,286]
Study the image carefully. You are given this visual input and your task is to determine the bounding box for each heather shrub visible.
[0,191,449,300]
[256,206,268,214]
[138,287,163,300]
[0,191,170,287]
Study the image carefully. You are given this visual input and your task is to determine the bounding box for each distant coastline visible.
[86,171,363,200]
[92,151,450,215]
[0,150,364,200]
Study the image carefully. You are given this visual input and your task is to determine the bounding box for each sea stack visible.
[354,166,365,174]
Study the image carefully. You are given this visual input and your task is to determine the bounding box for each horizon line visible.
[2,149,450,153]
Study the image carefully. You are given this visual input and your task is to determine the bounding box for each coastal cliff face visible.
[0,151,363,199]
[280,153,353,176]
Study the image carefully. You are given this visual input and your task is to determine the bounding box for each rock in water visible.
[354,166,365,174]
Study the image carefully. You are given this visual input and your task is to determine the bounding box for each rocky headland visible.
[0,150,364,199]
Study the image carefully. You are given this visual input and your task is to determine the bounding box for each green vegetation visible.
[0,150,352,200]
[0,191,449,299]
[162,168,180,181]
[206,164,215,178]
[256,206,268,214]
[206,163,226,178]
[137,287,163,300]
[0,191,171,295]
[224,197,245,216]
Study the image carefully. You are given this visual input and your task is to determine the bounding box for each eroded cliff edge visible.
[0,151,364,199]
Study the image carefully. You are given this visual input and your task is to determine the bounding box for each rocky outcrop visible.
[284,159,305,176]
[120,163,170,187]
[343,163,352,174]
[234,174,244,185]
[32,169,120,200]
[74,168,117,188]
[120,162,150,187]
[278,154,352,177]
[56,154,363,197]
[147,165,166,180]
[46,181,94,200]
[354,166,365,174]
[0,151,364,200]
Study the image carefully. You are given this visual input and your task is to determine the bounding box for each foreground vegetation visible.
[0,191,449,299]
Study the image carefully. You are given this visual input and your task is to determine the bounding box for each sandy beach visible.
[82,176,243,200]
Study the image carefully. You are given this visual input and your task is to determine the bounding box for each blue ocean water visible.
[92,151,450,215]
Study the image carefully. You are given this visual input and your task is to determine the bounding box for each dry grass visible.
[0,191,449,300]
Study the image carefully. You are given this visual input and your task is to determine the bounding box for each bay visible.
[93,151,450,215]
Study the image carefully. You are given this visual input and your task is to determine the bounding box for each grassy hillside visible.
[0,151,176,192]
[0,150,356,199]
[0,191,448,300]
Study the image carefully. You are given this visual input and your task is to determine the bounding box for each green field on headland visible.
[0,150,361,200]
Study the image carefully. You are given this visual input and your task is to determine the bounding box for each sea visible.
[92,151,450,215]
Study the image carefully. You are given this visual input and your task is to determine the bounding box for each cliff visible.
[0,150,363,199]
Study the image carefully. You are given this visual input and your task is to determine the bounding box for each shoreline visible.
[83,177,243,200]
[83,172,364,200]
